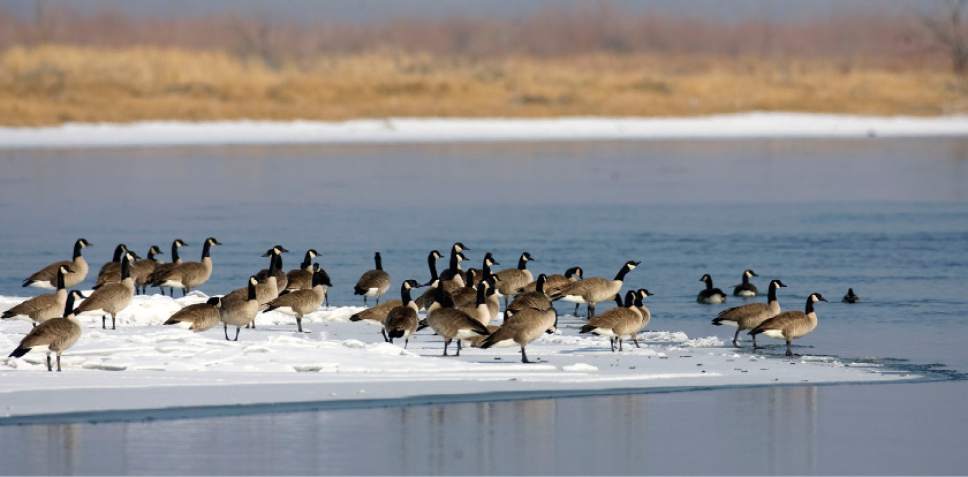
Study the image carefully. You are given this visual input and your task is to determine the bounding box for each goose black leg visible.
[573,303,580,316]
[112,314,116,330]
[732,329,741,348]
[619,338,624,351]
[102,315,107,329]
[224,324,230,341]
[753,335,761,350]
[521,345,530,363]
[456,339,462,356]
[56,355,62,372]
[610,337,616,352]
[297,317,303,333]
[46,353,52,372]
[234,326,240,341]
[404,338,409,349]
[785,340,793,357]
[381,328,389,342]
[632,337,641,348]
[443,339,450,356]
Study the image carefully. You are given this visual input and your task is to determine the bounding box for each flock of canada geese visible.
[3,238,860,371]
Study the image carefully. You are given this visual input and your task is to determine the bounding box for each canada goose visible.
[147,239,186,296]
[354,252,391,305]
[697,274,727,304]
[2,265,72,326]
[132,245,163,294]
[413,250,444,310]
[635,288,654,331]
[451,252,499,308]
[749,292,828,356]
[521,266,583,299]
[75,252,136,330]
[93,243,129,288]
[713,279,787,348]
[219,276,259,341]
[150,237,221,296]
[423,286,490,356]
[479,297,557,363]
[438,242,470,292]
[23,238,91,289]
[224,247,285,328]
[733,269,759,297]
[579,291,644,351]
[458,281,493,326]
[494,252,535,307]
[285,249,319,291]
[559,260,640,318]
[349,300,401,324]
[8,290,85,372]
[163,297,222,332]
[382,279,423,348]
[255,245,290,290]
[842,288,859,304]
[506,273,553,317]
[265,266,329,333]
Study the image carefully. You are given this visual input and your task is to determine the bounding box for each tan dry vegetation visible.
[0,45,966,126]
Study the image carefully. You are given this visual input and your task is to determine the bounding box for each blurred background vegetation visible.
[0,0,966,126]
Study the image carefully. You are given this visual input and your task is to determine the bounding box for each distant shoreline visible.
[2,113,967,149]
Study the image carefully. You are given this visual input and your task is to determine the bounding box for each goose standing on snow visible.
[505,273,553,317]
[3,265,72,326]
[713,279,786,348]
[75,252,136,330]
[382,279,424,348]
[354,252,391,305]
[413,249,444,310]
[421,286,490,357]
[749,292,828,356]
[842,288,859,304]
[224,246,286,328]
[494,252,535,309]
[163,297,222,332]
[438,242,470,293]
[733,269,759,297]
[23,238,91,289]
[132,245,163,294]
[479,292,557,363]
[255,245,289,290]
[264,265,329,333]
[697,273,727,304]
[219,276,259,341]
[149,237,221,296]
[579,291,643,351]
[93,243,129,288]
[285,249,319,291]
[559,260,640,318]
[8,290,85,372]
[450,252,498,308]
[147,239,186,296]
[521,266,583,300]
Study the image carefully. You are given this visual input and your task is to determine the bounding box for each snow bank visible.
[2,113,967,149]
[0,293,906,421]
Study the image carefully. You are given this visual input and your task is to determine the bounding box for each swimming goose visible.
[559,260,640,318]
[23,238,91,289]
[579,291,644,351]
[8,290,85,372]
[842,288,859,304]
[132,245,163,294]
[150,237,221,296]
[438,242,470,293]
[354,252,391,305]
[506,273,553,317]
[494,252,535,308]
[265,266,329,333]
[749,292,828,356]
[93,243,129,288]
[479,294,557,363]
[219,276,259,341]
[732,269,759,297]
[255,245,290,290]
[713,279,786,348]
[147,239,186,296]
[697,273,727,304]
[382,279,423,348]
[163,297,222,332]
[75,252,136,330]
[413,250,445,310]
[3,265,72,326]
[285,249,319,291]
[422,286,490,356]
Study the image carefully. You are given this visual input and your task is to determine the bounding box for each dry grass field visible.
[0,45,966,126]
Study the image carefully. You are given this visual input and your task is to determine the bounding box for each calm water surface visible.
[0,138,966,474]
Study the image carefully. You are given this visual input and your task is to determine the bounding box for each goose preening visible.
[479,293,558,363]
[558,260,640,318]
[75,252,136,330]
[521,266,583,299]
[285,249,319,291]
[93,243,129,288]
[147,239,186,296]
[255,245,290,291]
[842,288,859,304]
[382,279,423,348]
[264,265,329,333]
[494,252,534,308]
[354,252,391,305]
[23,238,91,289]
[697,273,727,304]
[579,290,645,351]
[149,237,221,296]
[733,269,759,297]
[438,242,470,293]
[3,265,72,326]
[219,276,259,341]
[749,292,828,356]
[713,279,786,348]
[163,297,222,332]
[8,290,85,372]
[421,286,490,356]
[506,273,553,317]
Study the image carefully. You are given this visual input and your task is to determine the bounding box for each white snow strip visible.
[1,113,967,149]
[0,294,909,420]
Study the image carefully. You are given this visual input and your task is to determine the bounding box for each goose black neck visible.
[111,246,125,262]
[517,256,528,270]
[147,248,158,261]
[476,285,487,305]
[434,287,455,308]
[56,269,66,290]
[247,281,257,300]
[614,266,632,281]
[202,241,213,259]
[121,258,131,279]
[427,254,439,280]
[171,242,181,262]
[805,297,815,314]
[301,252,313,269]
[73,241,84,259]
[64,293,79,316]
[704,278,714,290]
[400,284,413,304]
[274,252,283,272]
[768,283,779,302]
[374,254,383,271]
[742,274,750,285]
[448,251,460,272]
[634,294,644,307]
[536,277,545,294]
[624,292,635,307]
[270,253,282,273]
